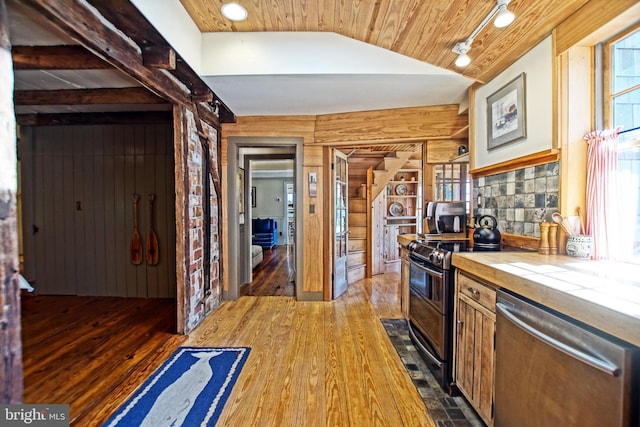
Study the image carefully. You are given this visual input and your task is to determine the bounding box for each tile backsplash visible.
[473,162,558,238]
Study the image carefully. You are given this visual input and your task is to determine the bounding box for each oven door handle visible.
[408,257,445,279]
[407,321,443,368]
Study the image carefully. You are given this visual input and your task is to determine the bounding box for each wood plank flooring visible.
[21,295,182,424]
[22,273,436,426]
[241,245,295,296]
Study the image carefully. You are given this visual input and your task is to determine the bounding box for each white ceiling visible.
[132,0,475,116]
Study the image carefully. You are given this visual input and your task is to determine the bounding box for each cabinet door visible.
[384,225,400,261]
[456,295,495,426]
[456,297,475,399]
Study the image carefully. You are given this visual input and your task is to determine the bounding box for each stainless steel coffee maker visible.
[424,201,466,234]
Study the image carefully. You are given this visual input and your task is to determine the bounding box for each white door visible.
[333,150,348,298]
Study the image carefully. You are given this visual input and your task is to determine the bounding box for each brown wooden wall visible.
[314,105,468,144]
[19,124,176,297]
[221,115,317,294]
[222,106,468,297]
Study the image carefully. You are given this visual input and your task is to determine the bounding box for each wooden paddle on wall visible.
[146,193,159,265]
[130,194,143,265]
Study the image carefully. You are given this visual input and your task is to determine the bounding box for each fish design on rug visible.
[140,350,223,426]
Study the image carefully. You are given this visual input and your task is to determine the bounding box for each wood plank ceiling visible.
[180,0,591,84]
[8,0,233,122]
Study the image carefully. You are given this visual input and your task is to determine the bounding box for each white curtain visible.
[584,127,621,260]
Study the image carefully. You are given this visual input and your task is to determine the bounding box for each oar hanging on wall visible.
[146,194,159,265]
[130,194,143,265]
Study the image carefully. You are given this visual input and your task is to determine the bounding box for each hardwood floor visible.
[21,295,183,425]
[242,245,295,296]
[21,273,436,426]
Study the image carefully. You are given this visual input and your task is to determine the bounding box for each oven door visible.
[408,256,447,314]
[408,257,448,362]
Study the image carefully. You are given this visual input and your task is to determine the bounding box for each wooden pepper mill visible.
[548,222,559,255]
[539,222,550,255]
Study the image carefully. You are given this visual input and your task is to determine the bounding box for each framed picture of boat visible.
[487,73,526,150]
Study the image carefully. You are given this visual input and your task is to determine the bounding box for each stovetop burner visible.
[407,240,459,270]
[407,239,498,270]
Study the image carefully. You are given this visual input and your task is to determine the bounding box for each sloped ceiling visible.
[131,0,592,116]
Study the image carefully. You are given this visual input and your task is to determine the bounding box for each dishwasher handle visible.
[496,302,621,377]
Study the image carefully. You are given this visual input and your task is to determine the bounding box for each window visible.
[605,25,640,261]
[433,163,470,212]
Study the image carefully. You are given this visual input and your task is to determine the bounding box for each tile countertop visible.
[452,252,640,348]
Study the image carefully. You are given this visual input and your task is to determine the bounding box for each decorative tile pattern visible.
[381,319,484,427]
[473,162,559,237]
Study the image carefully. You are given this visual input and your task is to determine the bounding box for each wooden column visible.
[0,0,23,403]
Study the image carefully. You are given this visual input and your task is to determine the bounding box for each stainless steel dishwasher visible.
[495,290,640,427]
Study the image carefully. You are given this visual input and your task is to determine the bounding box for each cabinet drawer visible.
[458,273,496,312]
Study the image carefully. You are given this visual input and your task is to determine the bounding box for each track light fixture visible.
[452,0,515,67]
[494,0,515,28]
[452,42,471,67]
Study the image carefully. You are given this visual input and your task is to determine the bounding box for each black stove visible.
[405,237,501,394]
[407,239,473,270]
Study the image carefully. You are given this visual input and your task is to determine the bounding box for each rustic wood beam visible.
[196,102,220,129]
[0,0,23,404]
[143,45,176,70]
[87,0,235,122]
[88,0,207,95]
[14,87,167,105]
[11,45,111,70]
[16,111,172,126]
[27,0,192,106]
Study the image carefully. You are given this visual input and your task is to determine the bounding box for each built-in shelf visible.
[385,169,421,233]
[451,125,469,139]
[450,152,469,163]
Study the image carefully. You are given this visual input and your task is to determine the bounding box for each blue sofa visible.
[252,218,277,249]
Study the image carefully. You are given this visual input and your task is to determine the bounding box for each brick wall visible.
[181,108,221,333]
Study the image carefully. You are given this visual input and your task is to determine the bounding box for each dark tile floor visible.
[381,318,485,427]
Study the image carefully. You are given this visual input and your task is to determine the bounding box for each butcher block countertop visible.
[452,252,640,348]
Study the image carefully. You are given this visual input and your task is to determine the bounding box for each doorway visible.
[225,136,304,300]
[242,155,295,296]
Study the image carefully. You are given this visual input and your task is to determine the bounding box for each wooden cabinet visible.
[455,271,496,426]
[385,169,422,234]
[381,169,421,272]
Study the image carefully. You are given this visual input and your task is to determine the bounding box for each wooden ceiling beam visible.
[11,45,111,70]
[87,0,234,122]
[142,45,176,70]
[16,111,172,126]
[27,0,191,105]
[14,87,168,106]
[25,0,234,124]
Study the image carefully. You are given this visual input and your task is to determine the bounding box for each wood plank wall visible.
[19,123,176,297]
[221,116,317,295]
[314,105,468,144]
[222,108,468,298]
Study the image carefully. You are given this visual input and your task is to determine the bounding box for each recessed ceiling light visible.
[221,2,248,22]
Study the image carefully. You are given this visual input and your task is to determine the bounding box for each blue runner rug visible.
[104,347,250,427]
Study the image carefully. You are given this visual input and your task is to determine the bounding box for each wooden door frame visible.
[225,137,307,300]
[331,149,349,299]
